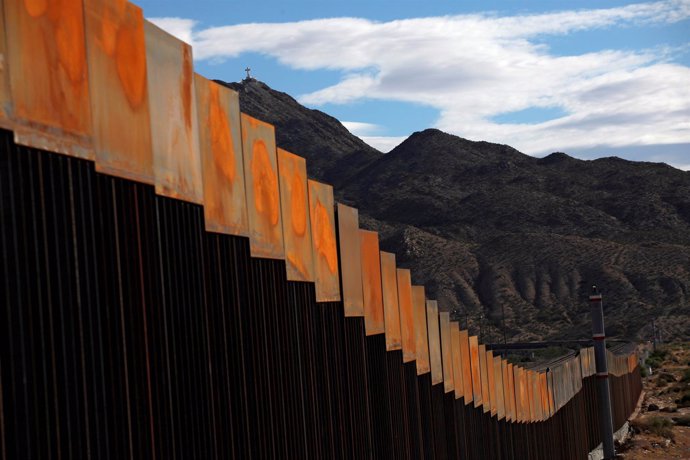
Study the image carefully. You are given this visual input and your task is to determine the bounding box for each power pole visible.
[590,286,615,460]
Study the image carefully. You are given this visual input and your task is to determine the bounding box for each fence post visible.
[589,286,615,459]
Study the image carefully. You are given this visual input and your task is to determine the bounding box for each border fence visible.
[0,0,641,458]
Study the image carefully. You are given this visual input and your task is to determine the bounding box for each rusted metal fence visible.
[0,0,641,458]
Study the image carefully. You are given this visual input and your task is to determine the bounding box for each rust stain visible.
[494,355,505,420]
[208,84,234,183]
[277,148,313,282]
[460,330,473,404]
[426,301,442,385]
[337,204,364,317]
[291,174,307,236]
[86,0,152,182]
[115,9,146,109]
[145,20,202,203]
[487,350,496,415]
[180,44,193,131]
[396,269,415,363]
[252,140,280,226]
[451,323,463,400]
[360,230,384,335]
[308,180,339,302]
[195,75,247,234]
[439,312,454,394]
[8,0,92,155]
[479,344,490,413]
[413,286,429,375]
[469,335,482,407]
[24,0,48,17]
[380,251,401,351]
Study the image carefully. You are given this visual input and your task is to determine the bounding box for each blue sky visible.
[140,0,689,170]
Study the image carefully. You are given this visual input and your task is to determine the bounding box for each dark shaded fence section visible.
[2,131,642,459]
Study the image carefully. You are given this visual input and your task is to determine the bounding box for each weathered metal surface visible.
[507,363,516,422]
[501,359,510,421]
[195,75,249,234]
[6,0,93,158]
[426,301,442,385]
[451,323,463,400]
[459,330,473,404]
[84,0,153,183]
[240,113,284,258]
[541,372,549,420]
[380,251,401,350]
[487,350,497,416]
[439,312,454,394]
[308,179,340,302]
[515,366,523,422]
[412,286,429,375]
[494,355,505,420]
[396,269,415,363]
[359,230,384,335]
[337,204,364,316]
[145,20,203,203]
[469,335,482,407]
[277,148,313,281]
[479,344,490,413]
[0,1,11,127]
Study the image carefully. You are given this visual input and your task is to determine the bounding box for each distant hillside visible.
[221,78,690,342]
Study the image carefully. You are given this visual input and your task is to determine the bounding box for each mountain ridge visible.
[221,78,690,342]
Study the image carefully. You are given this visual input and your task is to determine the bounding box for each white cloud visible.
[341,121,382,136]
[149,0,690,156]
[360,136,407,153]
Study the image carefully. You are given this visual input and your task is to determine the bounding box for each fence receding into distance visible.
[0,0,641,458]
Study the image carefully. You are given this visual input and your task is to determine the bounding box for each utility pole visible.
[589,286,615,460]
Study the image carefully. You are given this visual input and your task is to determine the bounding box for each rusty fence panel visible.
[277,148,313,281]
[196,75,248,235]
[360,230,384,335]
[145,20,203,204]
[336,204,364,316]
[397,268,415,363]
[308,179,340,302]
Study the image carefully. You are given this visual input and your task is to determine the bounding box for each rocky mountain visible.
[221,78,690,342]
[217,79,380,187]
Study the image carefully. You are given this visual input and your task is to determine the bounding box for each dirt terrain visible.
[618,343,690,459]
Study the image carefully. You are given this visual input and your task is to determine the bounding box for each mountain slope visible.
[224,78,690,342]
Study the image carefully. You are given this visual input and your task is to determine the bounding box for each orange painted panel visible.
[515,366,524,422]
[439,312,454,394]
[145,21,203,204]
[240,113,284,259]
[337,204,364,316]
[426,300,442,385]
[196,75,249,235]
[451,323,463,400]
[360,230,384,335]
[469,335,482,407]
[308,179,340,302]
[547,371,555,417]
[85,0,152,183]
[479,344,490,413]
[0,2,11,127]
[540,372,549,419]
[6,0,93,158]
[506,362,510,421]
[413,286,429,375]
[487,350,497,416]
[396,269,415,363]
[380,252,401,350]
[494,355,505,420]
[277,148,313,281]
[460,330,473,405]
